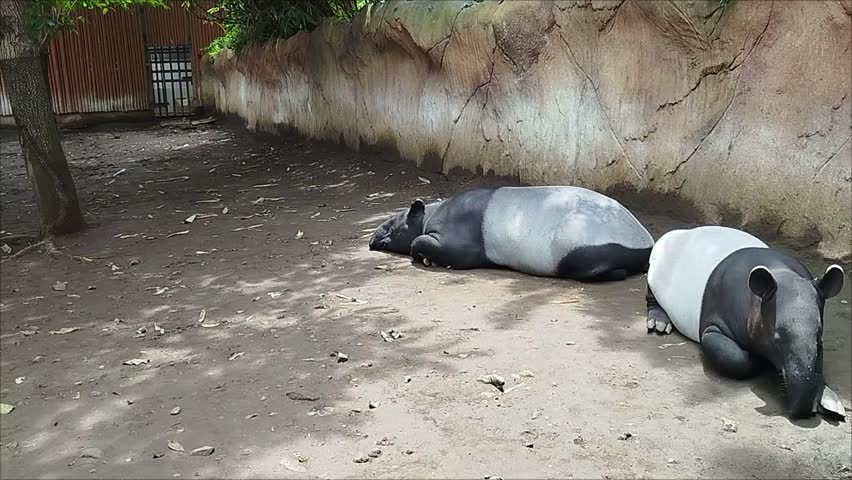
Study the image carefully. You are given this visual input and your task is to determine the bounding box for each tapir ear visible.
[815,264,844,299]
[749,266,777,299]
[407,199,425,219]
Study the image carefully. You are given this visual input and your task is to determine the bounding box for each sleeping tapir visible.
[368,186,654,281]
[646,225,847,419]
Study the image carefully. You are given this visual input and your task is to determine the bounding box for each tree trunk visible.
[0,0,86,236]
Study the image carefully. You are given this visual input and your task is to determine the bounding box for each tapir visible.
[368,186,655,281]
[646,225,846,419]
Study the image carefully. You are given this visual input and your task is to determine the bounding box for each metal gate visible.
[146,44,193,117]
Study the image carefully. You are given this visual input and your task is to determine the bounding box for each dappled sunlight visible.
[1,122,848,479]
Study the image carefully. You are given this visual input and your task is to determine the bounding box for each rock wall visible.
[199,0,852,259]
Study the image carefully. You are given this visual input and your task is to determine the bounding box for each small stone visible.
[405,449,415,455]
[153,452,165,459]
[405,376,412,383]
[367,449,382,458]
[0,404,14,415]
[368,400,381,409]
[53,281,67,291]
[618,432,633,440]
[523,442,534,448]
[722,419,738,433]
[170,406,181,415]
[81,447,104,459]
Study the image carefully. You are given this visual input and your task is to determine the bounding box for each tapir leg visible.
[646,286,673,335]
[410,234,487,270]
[700,326,759,380]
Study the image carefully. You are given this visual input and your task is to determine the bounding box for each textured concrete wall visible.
[199,0,852,259]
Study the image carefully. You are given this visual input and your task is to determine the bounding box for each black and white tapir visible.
[646,225,846,419]
[368,186,655,281]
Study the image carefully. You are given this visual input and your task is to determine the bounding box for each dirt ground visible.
[0,121,850,480]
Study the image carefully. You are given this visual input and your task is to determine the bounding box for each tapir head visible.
[368,199,426,254]
[748,264,845,418]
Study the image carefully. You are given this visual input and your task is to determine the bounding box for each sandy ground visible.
[0,121,850,480]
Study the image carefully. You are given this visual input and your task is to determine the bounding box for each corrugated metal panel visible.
[0,1,222,117]
[47,7,148,114]
[0,74,11,116]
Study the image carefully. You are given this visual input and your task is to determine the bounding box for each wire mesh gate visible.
[146,45,194,117]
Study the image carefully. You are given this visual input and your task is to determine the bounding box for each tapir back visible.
[481,186,654,276]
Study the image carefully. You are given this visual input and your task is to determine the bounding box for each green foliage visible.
[26,0,166,46]
[184,0,373,55]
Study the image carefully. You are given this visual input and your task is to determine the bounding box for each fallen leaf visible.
[417,176,431,184]
[52,281,68,291]
[184,214,197,224]
[379,330,403,342]
[1,244,10,254]
[81,447,104,459]
[113,168,126,177]
[295,230,304,240]
[368,400,381,409]
[334,351,349,363]
[280,457,307,473]
[550,299,578,304]
[170,406,181,415]
[245,413,257,419]
[122,358,150,366]
[168,441,184,452]
[49,327,79,335]
[153,287,168,296]
[15,377,25,384]
[228,351,245,361]
[658,342,686,350]
[198,309,206,323]
[190,446,214,456]
[477,374,506,392]
[286,391,320,402]
[222,207,229,214]
[167,230,190,238]
[200,322,220,328]
[153,323,165,335]
[232,224,264,232]
[310,212,321,219]
[0,403,14,414]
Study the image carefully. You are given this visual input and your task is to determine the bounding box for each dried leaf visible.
[286,391,320,402]
[153,287,168,296]
[200,322,220,328]
[198,309,207,323]
[417,176,431,184]
[49,327,79,335]
[122,358,150,366]
[222,207,229,214]
[295,230,304,240]
[190,446,214,456]
[184,214,197,224]
[170,406,181,415]
[14,377,25,384]
[335,352,349,363]
[550,299,578,304]
[820,385,847,419]
[52,281,67,291]
[477,374,506,392]
[658,342,686,350]
[1,244,11,254]
[228,351,245,361]
[168,440,184,452]
[113,168,126,177]
[153,323,165,335]
[232,224,264,232]
[167,230,190,238]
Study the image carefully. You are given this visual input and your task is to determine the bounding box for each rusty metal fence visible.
[0,1,221,118]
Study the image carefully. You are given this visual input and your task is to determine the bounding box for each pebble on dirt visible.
[0,404,15,415]
[52,281,67,291]
[722,419,738,433]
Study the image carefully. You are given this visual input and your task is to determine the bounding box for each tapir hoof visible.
[647,313,673,335]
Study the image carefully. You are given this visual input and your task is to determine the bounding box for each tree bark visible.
[0,0,86,236]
